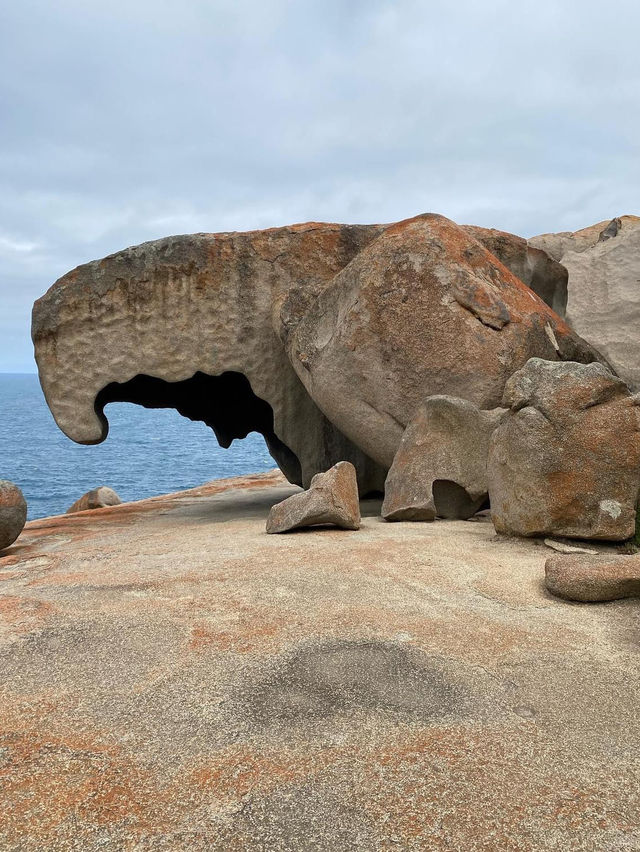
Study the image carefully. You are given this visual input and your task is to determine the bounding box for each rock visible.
[266,461,360,533]
[0,480,27,552]
[67,486,122,514]
[530,216,640,388]
[545,554,640,602]
[488,358,640,540]
[543,539,598,556]
[381,396,505,521]
[464,225,568,316]
[32,223,388,493]
[280,214,607,469]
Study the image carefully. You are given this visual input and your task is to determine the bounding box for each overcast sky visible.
[1,0,639,371]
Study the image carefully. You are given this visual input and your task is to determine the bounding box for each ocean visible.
[0,373,277,520]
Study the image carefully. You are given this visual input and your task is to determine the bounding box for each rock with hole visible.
[382,396,505,521]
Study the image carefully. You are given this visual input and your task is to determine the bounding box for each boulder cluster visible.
[29,211,640,603]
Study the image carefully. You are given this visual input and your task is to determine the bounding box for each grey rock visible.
[545,554,640,602]
[488,358,640,540]
[382,396,505,521]
[0,480,27,552]
[67,486,122,514]
[266,461,360,533]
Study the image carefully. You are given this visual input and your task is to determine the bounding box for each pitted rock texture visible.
[280,214,606,469]
[382,396,505,521]
[32,223,387,492]
[0,480,27,552]
[488,358,640,541]
[545,554,640,602]
[530,215,640,388]
[67,486,122,514]
[266,461,360,533]
[464,225,568,316]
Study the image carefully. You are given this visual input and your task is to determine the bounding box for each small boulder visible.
[488,358,640,540]
[382,396,506,521]
[545,554,640,602]
[67,486,122,514]
[0,480,27,552]
[266,461,360,533]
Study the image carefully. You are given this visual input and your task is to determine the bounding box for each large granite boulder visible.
[545,554,640,603]
[382,396,505,521]
[266,461,360,533]
[464,225,568,316]
[67,486,122,514]
[32,223,388,493]
[0,480,27,552]
[530,216,640,388]
[280,214,606,469]
[488,358,640,541]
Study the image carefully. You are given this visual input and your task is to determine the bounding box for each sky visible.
[1,0,639,372]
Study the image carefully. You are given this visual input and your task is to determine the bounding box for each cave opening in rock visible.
[432,479,488,520]
[94,371,303,484]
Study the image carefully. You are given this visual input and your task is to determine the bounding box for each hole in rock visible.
[95,371,303,485]
[432,479,487,520]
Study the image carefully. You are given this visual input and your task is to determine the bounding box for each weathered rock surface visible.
[545,553,640,602]
[32,223,388,492]
[281,214,606,468]
[67,486,122,514]
[0,480,27,551]
[530,215,640,388]
[464,225,568,315]
[266,461,360,533]
[3,472,640,849]
[489,358,640,540]
[382,396,505,521]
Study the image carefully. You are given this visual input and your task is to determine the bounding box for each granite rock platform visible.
[1,471,638,851]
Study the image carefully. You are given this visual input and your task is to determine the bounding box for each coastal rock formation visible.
[281,214,606,468]
[33,213,605,488]
[67,486,122,514]
[381,396,505,521]
[488,358,640,540]
[530,216,640,388]
[464,225,568,316]
[266,461,360,533]
[32,223,388,493]
[0,480,27,552]
[545,554,640,602]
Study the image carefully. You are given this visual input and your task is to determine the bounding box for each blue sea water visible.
[0,373,277,520]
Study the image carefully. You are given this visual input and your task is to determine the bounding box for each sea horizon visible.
[0,373,276,520]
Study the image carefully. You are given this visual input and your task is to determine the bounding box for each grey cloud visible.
[1,0,639,369]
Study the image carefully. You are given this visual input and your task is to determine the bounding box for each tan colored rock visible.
[382,396,505,521]
[67,486,122,514]
[545,554,640,602]
[281,214,606,469]
[464,225,568,315]
[488,358,640,541]
[266,461,360,533]
[0,480,27,552]
[530,215,640,388]
[32,224,388,493]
